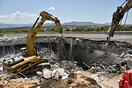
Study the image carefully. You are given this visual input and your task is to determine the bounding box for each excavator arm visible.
[26,11,62,56]
[107,0,132,40]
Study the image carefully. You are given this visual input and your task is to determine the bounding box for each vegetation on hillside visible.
[0,25,132,33]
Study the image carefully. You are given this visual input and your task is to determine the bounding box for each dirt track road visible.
[0,32,132,43]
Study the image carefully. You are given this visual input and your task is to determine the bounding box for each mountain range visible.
[0,21,111,29]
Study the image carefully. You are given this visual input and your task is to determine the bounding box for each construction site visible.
[0,0,132,88]
[0,32,131,88]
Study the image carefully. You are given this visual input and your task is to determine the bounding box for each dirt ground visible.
[0,72,102,88]
[0,72,123,88]
[40,72,101,88]
[0,78,38,88]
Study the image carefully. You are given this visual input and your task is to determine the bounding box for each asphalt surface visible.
[0,32,132,43]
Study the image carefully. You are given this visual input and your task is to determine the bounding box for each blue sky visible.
[0,0,132,24]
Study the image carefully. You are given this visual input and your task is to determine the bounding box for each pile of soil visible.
[40,73,101,88]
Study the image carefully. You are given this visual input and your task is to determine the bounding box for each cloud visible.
[0,11,38,24]
[48,7,55,10]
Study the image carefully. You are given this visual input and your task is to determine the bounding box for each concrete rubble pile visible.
[0,36,132,88]
[0,46,131,88]
[0,49,102,88]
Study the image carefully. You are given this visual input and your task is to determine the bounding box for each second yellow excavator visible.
[2,11,62,75]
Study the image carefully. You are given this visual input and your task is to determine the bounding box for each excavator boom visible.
[107,0,132,40]
[26,11,62,56]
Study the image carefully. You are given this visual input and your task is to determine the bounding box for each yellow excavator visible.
[2,11,62,75]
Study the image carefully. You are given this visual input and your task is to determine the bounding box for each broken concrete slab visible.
[36,71,43,77]
[52,68,68,79]
[42,68,52,79]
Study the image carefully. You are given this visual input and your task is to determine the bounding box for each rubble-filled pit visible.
[0,36,132,88]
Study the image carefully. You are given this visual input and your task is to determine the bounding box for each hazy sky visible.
[0,0,132,24]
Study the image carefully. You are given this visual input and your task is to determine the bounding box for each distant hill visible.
[0,21,111,29]
[63,21,101,26]
[0,23,33,29]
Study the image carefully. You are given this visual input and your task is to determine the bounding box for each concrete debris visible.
[52,68,68,79]
[37,68,68,80]
[0,37,132,88]
[128,50,132,54]
[0,67,3,71]
[52,63,60,68]
[120,52,125,57]
[59,60,83,72]
[89,67,96,74]
[42,68,52,79]
[129,54,132,58]
[88,60,130,74]
[120,66,126,72]
[36,71,43,77]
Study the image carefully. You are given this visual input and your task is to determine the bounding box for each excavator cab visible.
[21,47,27,57]
[21,47,38,57]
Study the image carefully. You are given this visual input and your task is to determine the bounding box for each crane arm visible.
[107,0,132,40]
[26,11,62,56]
